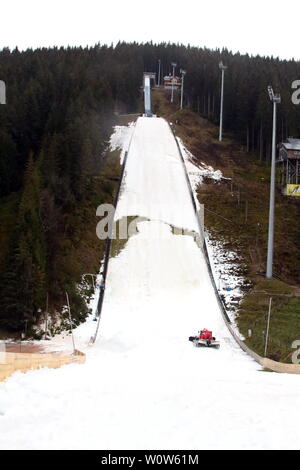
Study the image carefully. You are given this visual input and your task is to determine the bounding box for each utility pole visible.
[158,59,161,87]
[266,86,281,279]
[264,297,272,357]
[180,69,186,109]
[171,62,177,103]
[44,293,49,340]
[66,292,76,353]
[219,61,227,141]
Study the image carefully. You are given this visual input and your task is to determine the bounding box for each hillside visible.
[0,45,140,335]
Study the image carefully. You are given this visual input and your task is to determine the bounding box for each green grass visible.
[110,216,144,258]
[238,279,300,362]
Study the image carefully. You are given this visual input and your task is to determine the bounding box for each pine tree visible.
[0,154,46,330]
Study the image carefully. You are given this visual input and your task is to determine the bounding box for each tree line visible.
[136,42,300,160]
[0,44,141,333]
[0,42,299,333]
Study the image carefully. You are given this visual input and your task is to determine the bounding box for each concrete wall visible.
[261,358,300,374]
[0,349,85,382]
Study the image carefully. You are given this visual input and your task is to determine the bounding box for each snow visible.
[205,236,248,329]
[177,137,223,192]
[1,116,300,450]
[109,122,135,164]
[115,118,199,233]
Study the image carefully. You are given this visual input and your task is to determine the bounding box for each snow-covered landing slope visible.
[115,117,199,232]
[1,117,300,450]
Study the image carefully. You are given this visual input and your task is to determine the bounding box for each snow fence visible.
[0,349,85,382]
[169,123,300,375]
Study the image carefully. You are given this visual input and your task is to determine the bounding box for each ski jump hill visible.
[2,83,300,451]
[101,114,247,363]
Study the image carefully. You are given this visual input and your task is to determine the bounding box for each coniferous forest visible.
[0,42,299,334]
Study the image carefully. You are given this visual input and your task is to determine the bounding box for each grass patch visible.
[116,114,140,126]
[110,216,144,258]
[238,279,300,362]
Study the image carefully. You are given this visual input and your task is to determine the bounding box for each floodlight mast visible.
[268,85,281,104]
[171,62,177,103]
[158,59,161,87]
[219,61,228,141]
[180,69,186,110]
[268,86,274,101]
[266,85,281,279]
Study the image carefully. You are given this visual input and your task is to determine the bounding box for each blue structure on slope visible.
[143,72,156,117]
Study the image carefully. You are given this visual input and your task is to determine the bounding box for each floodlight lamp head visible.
[171,62,177,67]
[268,86,281,103]
[268,85,274,101]
[274,93,281,104]
[219,61,227,71]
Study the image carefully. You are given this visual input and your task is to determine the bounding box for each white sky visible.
[1,0,299,60]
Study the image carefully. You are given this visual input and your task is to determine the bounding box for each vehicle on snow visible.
[189,328,220,349]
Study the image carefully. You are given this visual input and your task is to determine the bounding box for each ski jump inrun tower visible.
[143,72,156,117]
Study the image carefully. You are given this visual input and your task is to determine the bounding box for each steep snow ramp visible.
[100,116,251,356]
[115,117,199,233]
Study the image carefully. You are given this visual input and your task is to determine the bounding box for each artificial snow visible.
[1,117,300,450]
[109,122,135,164]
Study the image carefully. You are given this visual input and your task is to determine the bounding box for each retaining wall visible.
[261,358,300,374]
[0,349,85,382]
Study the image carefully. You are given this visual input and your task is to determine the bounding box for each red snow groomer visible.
[189,329,220,348]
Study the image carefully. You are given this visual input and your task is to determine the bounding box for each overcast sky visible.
[1,0,299,60]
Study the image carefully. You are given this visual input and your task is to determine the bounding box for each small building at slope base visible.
[278,138,300,197]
